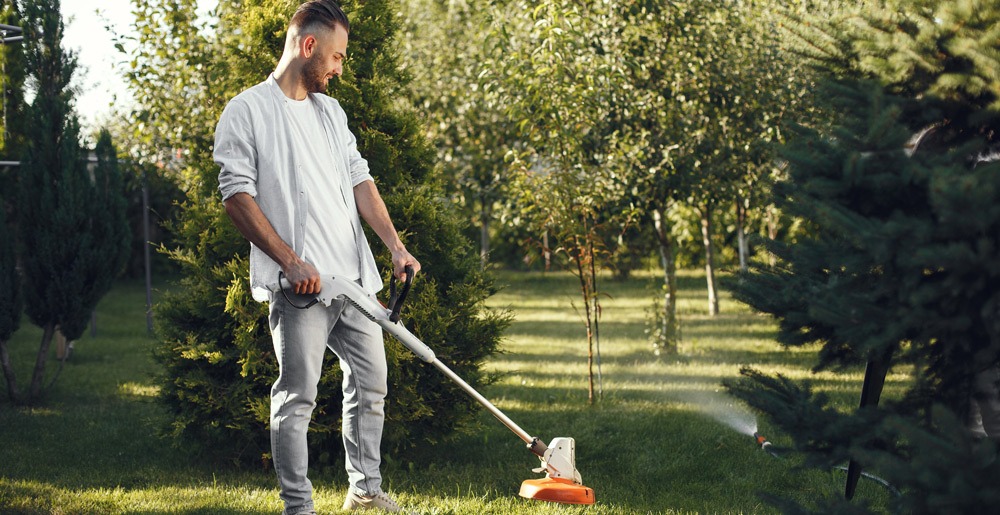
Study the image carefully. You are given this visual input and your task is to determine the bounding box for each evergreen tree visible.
[15,0,130,404]
[0,204,20,403]
[90,129,131,307]
[726,0,1000,510]
[146,0,509,466]
[0,1,25,405]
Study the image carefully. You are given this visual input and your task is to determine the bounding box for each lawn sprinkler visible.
[750,431,899,496]
[753,432,780,458]
[278,268,596,505]
[686,392,901,499]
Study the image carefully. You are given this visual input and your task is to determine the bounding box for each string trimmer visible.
[279,267,595,505]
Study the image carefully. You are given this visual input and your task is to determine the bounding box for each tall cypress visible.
[0,1,25,404]
[15,0,130,403]
[88,130,132,314]
[0,204,20,403]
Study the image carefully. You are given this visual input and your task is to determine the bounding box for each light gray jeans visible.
[268,291,387,515]
[970,365,1000,439]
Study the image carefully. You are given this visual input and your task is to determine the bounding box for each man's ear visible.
[301,34,317,58]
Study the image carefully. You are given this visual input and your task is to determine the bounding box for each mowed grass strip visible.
[0,272,900,513]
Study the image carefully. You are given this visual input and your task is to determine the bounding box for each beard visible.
[302,56,329,94]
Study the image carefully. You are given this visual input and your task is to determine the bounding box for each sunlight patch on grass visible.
[0,478,305,513]
[504,310,588,323]
[15,406,63,417]
[117,382,161,398]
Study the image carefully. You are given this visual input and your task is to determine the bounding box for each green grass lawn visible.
[0,271,901,513]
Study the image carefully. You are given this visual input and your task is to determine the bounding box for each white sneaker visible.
[342,491,408,513]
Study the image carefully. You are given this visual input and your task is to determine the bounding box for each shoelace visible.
[372,492,400,509]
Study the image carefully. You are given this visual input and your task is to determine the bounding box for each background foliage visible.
[401,0,807,356]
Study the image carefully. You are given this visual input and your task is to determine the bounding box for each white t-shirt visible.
[283,95,361,280]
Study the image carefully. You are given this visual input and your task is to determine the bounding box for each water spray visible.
[684,391,899,498]
[683,390,758,436]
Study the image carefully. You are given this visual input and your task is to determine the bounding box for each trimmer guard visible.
[519,477,596,505]
[521,436,595,504]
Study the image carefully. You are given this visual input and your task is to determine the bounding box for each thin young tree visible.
[482,0,629,403]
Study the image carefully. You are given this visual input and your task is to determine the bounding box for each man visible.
[214,1,420,513]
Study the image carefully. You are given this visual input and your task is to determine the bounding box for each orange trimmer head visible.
[520,477,595,504]
[518,437,596,505]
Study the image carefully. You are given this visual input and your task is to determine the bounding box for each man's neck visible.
[272,61,308,101]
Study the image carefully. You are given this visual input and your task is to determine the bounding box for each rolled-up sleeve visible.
[340,112,373,187]
[215,99,259,201]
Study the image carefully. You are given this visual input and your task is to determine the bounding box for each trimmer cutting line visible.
[279,267,596,505]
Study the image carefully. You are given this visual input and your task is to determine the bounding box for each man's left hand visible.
[391,249,421,282]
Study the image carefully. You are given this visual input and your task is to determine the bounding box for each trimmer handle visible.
[387,265,414,323]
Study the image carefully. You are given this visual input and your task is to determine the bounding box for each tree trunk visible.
[700,205,719,316]
[0,338,19,404]
[586,312,594,406]
[479,201,491,267]
[652,208,679,351]
[736,194,748,272]
[143,171,155,334]
[55,328,68,361]
[28,323,55,403]
[766,205,778,268]
[588,234,603,400]
[542,230,551,272]
[571,240,595,405]
[845,350,894,499]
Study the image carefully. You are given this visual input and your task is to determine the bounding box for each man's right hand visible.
[223,193,321,295]
[283,260,322,295]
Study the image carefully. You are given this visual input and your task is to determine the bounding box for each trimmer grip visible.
[387,265,414,323]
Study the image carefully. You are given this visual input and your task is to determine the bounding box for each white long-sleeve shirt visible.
[215,75,382,301]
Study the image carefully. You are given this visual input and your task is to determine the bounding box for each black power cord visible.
[278,271,319,310]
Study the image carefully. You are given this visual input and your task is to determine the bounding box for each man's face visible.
[302,24,348,94]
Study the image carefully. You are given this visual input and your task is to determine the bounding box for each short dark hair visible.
[291,0,349,34]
